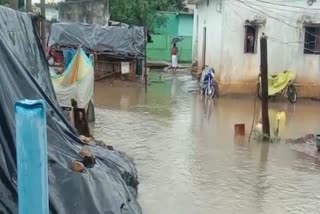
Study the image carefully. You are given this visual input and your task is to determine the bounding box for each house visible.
[147,11,194,63]
[48,22,145,80]
[34,3,59,21]
[58,0,109,25]
[189,0,320,97]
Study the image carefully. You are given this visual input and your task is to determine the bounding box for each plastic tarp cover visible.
[51,48,94,108]
[48,22,145,58]
[63,48,76,68]
[268,70,295,96]
[0,6,141,214]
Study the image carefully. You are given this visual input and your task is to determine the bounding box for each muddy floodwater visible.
[94,72,320,214]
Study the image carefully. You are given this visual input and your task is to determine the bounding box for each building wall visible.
[178,14,194,36]
[195,0,223,69]
[46,7,58,21]
[193,0,320,96]
[147,12,194,62]
[154,13,179,35]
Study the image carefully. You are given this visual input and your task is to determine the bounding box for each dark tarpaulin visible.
[48,22,145,58]
[0,6,141,214]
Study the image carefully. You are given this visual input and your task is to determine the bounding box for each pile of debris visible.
[286,134,320,160]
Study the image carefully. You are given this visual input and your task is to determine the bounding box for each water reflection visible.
[94,72,320,214]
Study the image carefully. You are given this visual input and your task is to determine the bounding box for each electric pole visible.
[26,0,32,12]
[144,27,148,93]
[90,0,94,24]
[260,33,270,140]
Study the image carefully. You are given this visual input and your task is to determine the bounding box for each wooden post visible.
[26,0,32,12]
[260,34,270,139]
[144,27,148,93]
[40,0,46,50]
[90,0,94,24]
[71,99,90,136]
[15,100,49,214]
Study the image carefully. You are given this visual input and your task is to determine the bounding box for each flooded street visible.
[94,72,320,214]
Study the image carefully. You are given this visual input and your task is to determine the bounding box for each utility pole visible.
[144,26,148,93]
[40,0,46,49]
[90,0,94,24]
[260,33,270,140]
[26,0,32,12]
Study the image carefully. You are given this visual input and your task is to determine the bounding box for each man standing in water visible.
[171,43,178,74]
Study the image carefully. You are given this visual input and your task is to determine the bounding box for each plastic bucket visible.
[315,134,320,151]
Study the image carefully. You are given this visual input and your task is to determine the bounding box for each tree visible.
[110,0,185,31]
[0,0,8,5]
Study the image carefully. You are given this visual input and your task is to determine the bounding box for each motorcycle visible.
[257,70,297,103]
[200,66,216,99]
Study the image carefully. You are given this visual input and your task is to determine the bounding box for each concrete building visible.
[189,0,320,97]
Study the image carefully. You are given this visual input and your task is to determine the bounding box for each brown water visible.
[94,72,320,214]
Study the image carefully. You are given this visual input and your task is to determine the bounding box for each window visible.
[304,26,320,54]
[244,25,258,54]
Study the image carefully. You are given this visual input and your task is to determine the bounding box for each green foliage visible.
[0,0,8,5]
[252,128,281,143]
[110,0,185,31]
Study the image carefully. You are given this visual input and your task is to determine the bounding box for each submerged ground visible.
[93,71,320,214]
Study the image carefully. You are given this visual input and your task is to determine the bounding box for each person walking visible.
[171,43,178,74]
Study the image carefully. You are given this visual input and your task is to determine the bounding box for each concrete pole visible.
[260,33,270,140]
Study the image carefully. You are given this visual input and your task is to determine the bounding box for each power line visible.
[232,0,320,40]
[268,36,318,53]
[243,1,319,15]
[227,0,294,22]
[255,0,320,10]
[230,0,320,10]
[226,0,319,51]
[236,0,297,27]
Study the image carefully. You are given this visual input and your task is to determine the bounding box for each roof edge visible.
[188,0,205,4]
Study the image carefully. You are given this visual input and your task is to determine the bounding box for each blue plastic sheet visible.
[15,100,48,214]
[63,49,76,68]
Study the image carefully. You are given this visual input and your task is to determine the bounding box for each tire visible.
[287,84,297,103]
[205,85,215,99]
[257,83,262,100]
[48,57,55,66]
